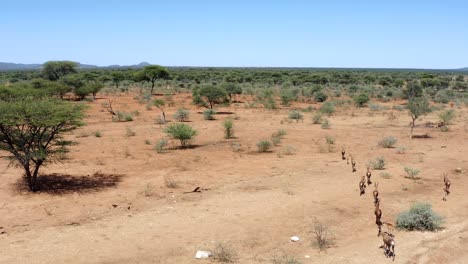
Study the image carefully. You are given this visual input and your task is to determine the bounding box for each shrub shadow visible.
[16,173,124,195]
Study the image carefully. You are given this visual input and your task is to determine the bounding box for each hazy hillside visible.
[0,62,151,71]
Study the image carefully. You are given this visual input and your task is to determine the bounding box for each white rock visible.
[305,255,310,258]
[290,236,300,242]
[195,250,212,259]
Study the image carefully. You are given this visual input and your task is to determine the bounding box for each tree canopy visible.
[136,65,170,94]
[42,61,78,81]
[0,99,86,191]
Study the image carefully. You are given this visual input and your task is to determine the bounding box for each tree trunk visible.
[24,165,33,191]
[30,161,43,192]
[410,118,416,139]
[162,111,166,122]
[151,82,155,95]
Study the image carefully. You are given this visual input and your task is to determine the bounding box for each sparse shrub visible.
[439,109,456,125]
[155,115,166,124]
[321,119,330,129]
[164,123,197,148]
[378,136,398,148]
[440,125,449,132]
[155,138,168,153]
[353,93,370,107]
[114,111,134,122]
[223,119,234,139]
[203,109,217,120]
[144,139,151,145]
[319,102,335,115]
[94,131,102,138]
[230,142,242,152]
[257,140,272,152]
[380,172,392,179]
[312,219,336,251]
[393,105,405,111]
[325,135,335,145]
[311,113,323,124]
[271,135,282,146]
[173,108,190,122]
[396,202,444,231]
[288,110,303,122]
[271,254,302,264]
[282,145,297,155]
[369,157,385,170]
[369,103,383,111]
[164,177,178,188]
[404,166,420,179]
[211,242,237,263]
[125,127,136,137]
[141,183,155,197]
[396,146,407,154]
[273,129,287,138]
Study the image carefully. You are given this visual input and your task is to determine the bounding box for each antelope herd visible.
[340,148,455,261]
[341,148,458,260]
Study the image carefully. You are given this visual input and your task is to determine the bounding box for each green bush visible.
[353,93,370,107]
[404,166,420,179]
[173,108,190,122]
[439,109,455,125]
[312,113,323,124]
[321,119,330,129]
[155,138,168,153]
[114,111,133,122]
[288,110,303,122]
[257,140,272,152]
[314,91,328,102]
[378,136,398,148]
[369,157,385,170]
[396,202,444,231]
[223,119,234,139]
[319,102,335,115]
[203,109,217,120]
[164,123,197,148]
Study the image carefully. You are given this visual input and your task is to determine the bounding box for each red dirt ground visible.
[0,93,467,263]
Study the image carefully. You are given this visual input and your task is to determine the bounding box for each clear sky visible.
[1,0,467,68]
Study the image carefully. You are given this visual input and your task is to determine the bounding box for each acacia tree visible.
[137,65,170,94]
[198,85,228,109]
[42,61,78,81]
[0,99,86,191]
[153,99,166,122]
[220,82,242,102]
[111,71,126,90]
[406,82,431,138]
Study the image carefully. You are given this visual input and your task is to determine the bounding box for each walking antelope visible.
[443,173,451,201]
[359,175,366,196]
[366,167,372,186]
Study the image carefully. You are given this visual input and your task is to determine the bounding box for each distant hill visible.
[0,62,152,71]
[0,62,42,71]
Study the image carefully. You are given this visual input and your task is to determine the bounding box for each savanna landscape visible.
[0,64,467,264]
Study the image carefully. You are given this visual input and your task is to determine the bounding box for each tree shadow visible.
[16,173,124,195]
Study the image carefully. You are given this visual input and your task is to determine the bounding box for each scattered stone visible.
[112,204,118,208]
[305,255,310,259]
[195,250,212,259]
[455,168,463,173]
[290,236,300,242]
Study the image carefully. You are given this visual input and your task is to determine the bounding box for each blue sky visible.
[1,0,467,68]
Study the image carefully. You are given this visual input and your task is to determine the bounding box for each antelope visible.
[341,148,346,160]
[374,199,382,226]
[366,167,372,186]
[443,173,451,201]
[351,155,357,173]
[379,232,396,261]
[377,221,395,237]
[373,182,379,206]
[346,157,350,165]
[359,175,366,196]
